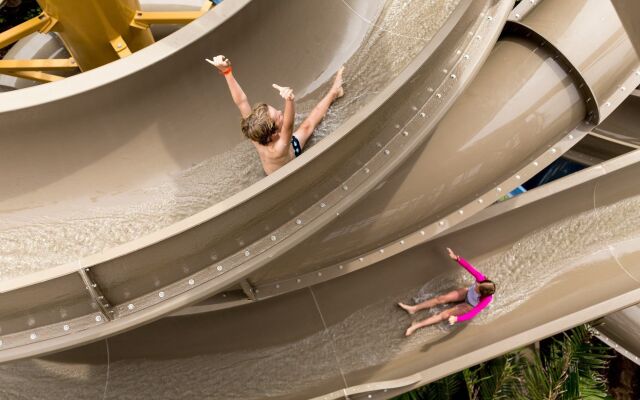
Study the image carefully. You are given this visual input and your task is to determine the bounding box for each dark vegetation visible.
[0,0,42,57]
[394,325,640,400]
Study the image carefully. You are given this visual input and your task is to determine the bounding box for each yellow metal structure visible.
[3,70,63,83]
[0,58,76,71]
[0,13,55,49]
[0,0,213,82]
[35,0,155,71]
[109,35,133,58]
[132,11,205,28]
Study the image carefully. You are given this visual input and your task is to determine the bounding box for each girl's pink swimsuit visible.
[456,256,492,322]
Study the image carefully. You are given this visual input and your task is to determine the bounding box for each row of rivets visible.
[63,2,498,325]
[258,122,585,298]
[236,1,506,302]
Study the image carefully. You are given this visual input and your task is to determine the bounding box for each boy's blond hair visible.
[241,103,276,145]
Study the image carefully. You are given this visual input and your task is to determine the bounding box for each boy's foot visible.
[331,66,345,99]
[405,322,419,337]
[398,302,417,315]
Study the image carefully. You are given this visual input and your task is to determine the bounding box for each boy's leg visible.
[405,303,471,336]
[294,67,344,149]
[398,287,467,314]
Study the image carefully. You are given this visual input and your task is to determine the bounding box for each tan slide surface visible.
[0,0,640,398]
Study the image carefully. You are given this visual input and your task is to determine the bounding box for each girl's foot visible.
[331,66,345,99]
[405,322,419,337]
[398,302,417,315]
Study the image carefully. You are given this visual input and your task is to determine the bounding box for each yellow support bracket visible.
[131,11,205,28]
[109,36,132,58]
[1,70,64,83]
[0,13,56,49]
[0,58,78,72]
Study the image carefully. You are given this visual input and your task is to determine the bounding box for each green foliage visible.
[0,0,42,32]
[0,0,42,57]
[515,325,612,400]
[394,325,613,400]
[473,354,526,400]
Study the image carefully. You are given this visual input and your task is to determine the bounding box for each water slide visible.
[1,0,640,398]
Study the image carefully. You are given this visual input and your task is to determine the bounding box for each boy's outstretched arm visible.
[296,66,344,144]
[273,84,295,141]
[205,55,252,118]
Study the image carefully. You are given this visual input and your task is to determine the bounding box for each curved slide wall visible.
[1,150,639,399]
[0,0,639,397]
[0,0,516,359]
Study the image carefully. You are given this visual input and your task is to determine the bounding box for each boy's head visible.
[241,103,284,145]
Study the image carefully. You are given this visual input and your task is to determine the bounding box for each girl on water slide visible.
[399,248,496,336]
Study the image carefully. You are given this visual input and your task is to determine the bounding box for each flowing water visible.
[0,0,460,278]
[2,193,639,399]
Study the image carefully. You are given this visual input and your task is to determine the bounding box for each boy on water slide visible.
[207,55,345,175]
[399,248,496,336]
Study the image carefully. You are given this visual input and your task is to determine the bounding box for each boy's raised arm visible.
[273,84,295,142]
[206,55,252,118]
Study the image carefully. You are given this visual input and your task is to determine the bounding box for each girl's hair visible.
[241,103,277,145]
[478,279,496,297]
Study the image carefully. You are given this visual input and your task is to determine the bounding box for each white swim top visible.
[466,283,480,306]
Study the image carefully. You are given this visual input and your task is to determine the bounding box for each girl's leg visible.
[398,287,467,314]
[405,303,471,336]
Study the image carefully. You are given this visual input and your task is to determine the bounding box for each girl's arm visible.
[206,55,252,118]
[447,247,486,281]
[451,295,493,323]
[456,256,487,282]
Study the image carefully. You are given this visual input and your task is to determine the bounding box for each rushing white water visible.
[0,0,460,278]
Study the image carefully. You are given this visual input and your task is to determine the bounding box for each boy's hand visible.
[272,84,295,101]
[448,316,458,325]
[447,247,458,260]
[205,55,231,72]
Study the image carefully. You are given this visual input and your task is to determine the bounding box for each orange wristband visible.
[219,66,232,76]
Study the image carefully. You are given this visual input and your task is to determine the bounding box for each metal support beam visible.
[132,11,204,27]
[0,13,54,49]
[35,0,154,71]
[239,280,258,301]
[78,268,114,321]
[109,36,132,58]
[0,58,77,71]
[1,70,63,83]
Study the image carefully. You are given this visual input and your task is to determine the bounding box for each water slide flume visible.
[0,0,513,360]
[0,1,637,391]
[15,148,640,400]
